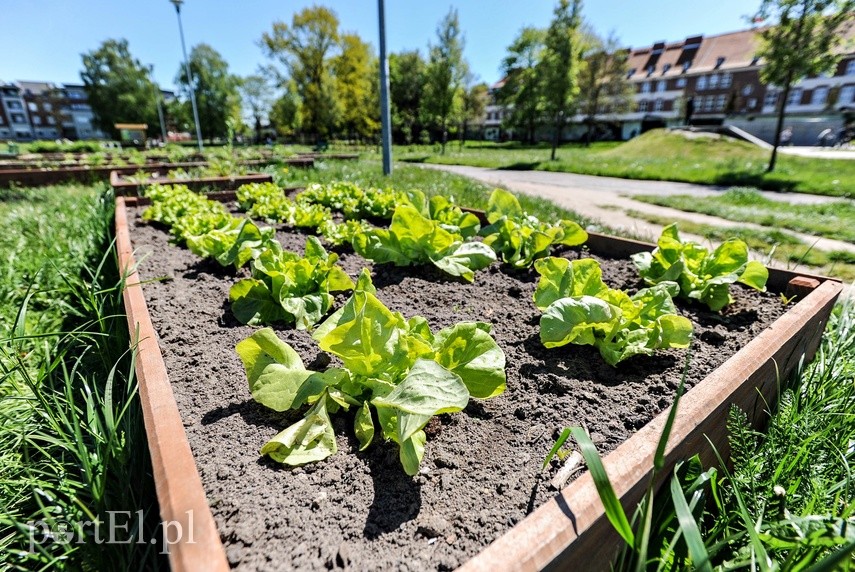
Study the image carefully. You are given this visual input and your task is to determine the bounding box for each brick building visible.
[615,25,855,145]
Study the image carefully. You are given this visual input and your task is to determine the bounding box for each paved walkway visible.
[779,146,855,160]
[422,164,855,257]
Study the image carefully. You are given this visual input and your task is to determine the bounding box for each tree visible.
[538,0,584,160]
[240,75,274,143]
[422,8,469,154]
[80,39,159,139]
[389,50,426,144]
[754,0,854,172]
[460,82,489,147]
[260,6,341,140]
[269,82,302,139]
[175,43,241,141]
[333,34,380,140]
[499,27,545,144]
[577,31,633,146]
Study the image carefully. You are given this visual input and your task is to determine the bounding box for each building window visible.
[787,87,803,106]
[46,116,55,125]
[662,64,672,74]
[742,84,754,96]
[627,68,636,78]
[654,98,664,111]
[641,82,651,94]
[764,90,779,108]
[43,103,52,112]
[715,57,726,69]
[0,115,4,125]
[32,115,42,125]
[646,65,655,76]
[638,100,649,112]
[709,74,720,89]
[28,102,37,112]
[676,78,686,88]
[747,98,758,109]
[721,73,732,89]
[845,60,855,76]
[696,75,707,90]
[715,94,727,110]
[656,80,666,92]
[7,100,22,110]
[682,61,692,73]
[811,86,829,105]
[11,113,25,124]
[840,85,855,104]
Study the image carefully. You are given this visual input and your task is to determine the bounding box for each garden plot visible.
[124,201,790,571]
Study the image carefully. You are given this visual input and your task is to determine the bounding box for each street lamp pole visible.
[377,0,393,175]
[170,0,203,152]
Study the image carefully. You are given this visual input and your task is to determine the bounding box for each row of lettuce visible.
[141,181,769,473]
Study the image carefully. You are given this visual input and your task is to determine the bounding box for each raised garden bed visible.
[110,171,275,196]
[0,157,312,188]
[116,195,841,571]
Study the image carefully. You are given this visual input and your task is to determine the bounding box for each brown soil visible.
[127,206,786,571]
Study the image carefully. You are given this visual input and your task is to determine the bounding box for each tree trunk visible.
[584,116,594,147]
[459,119,468,151]
[441,120,448,155]
[767,74,793,173]
[551,116,562,161]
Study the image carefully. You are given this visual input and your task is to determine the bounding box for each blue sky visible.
[1,1,762,91]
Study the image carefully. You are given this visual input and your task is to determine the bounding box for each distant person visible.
[780,127,793,146]
[684,97,695,126]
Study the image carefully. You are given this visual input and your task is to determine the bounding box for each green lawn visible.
[396,130,855,198]
[632,187,855,244]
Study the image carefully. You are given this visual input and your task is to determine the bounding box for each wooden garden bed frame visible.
[115,196,842,572]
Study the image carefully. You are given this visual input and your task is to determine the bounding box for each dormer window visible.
[715,57,726,69]
[751,56,761,66]
[647,65,655,76]
[682,61,692,73]
[627,68,636,78]
[662,64,672,74]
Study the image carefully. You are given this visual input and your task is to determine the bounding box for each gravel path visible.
[421,164,855,256]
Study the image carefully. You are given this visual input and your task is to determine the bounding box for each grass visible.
[633,187,855,245]
[621,208,855,282]
[396,129,855,198]
[0,184,162,570]
[581,296,855,569]
[284,157,597,228]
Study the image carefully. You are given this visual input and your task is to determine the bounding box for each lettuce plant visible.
[236,182,330,228]
[480,189,588,268]
[317,218,374,247]
[353,204,496,282]
[401,191,481,239]
[185,218,279,269]
[230,236,354,328]
[534,257,693,366]
[142,184,230,241]
[236,270,507,475]
[297,181,397,220]
[632,224,769,312]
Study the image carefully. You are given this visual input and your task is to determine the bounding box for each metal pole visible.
[172,0,203,152]
[378,0,393,175]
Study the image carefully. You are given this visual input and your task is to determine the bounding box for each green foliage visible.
[240,75,274,142]
[297,181,397,220]
[499,26,546,144]
[142,183,277,268]
[236,270,506,475]
[353,204,496,281]
[632,223,769,312]
[534,257,693,365]
[577,31,633,141]
[422,8,468,152]
[389,50,427,144]
[176,43,242,141]
[318,218,375,247]
[333,34,380,139]
[230,236,353,328]
[236,182,330,228]
[537,0,584,158]
[480,188,587,268]
[260,6,342,137]
[80,38,160,138]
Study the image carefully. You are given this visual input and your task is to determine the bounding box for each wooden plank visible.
[461,279,841,572]
[115,198,229,572]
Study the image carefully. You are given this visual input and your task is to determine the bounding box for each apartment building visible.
[0,82,34,141]
[617,25,855,145]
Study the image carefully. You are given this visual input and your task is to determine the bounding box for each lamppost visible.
[377,0,392,175]
[170,0,203,152]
